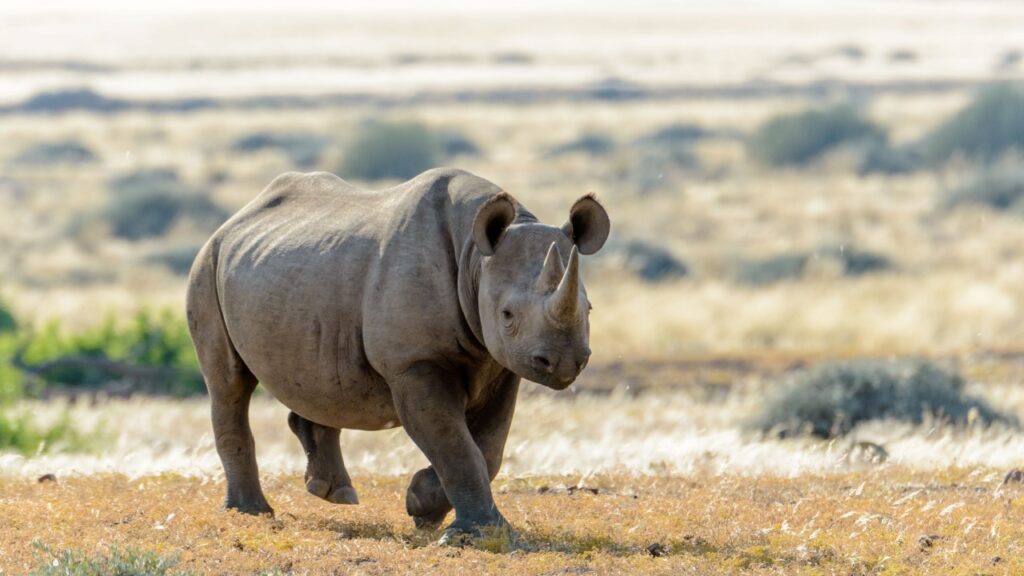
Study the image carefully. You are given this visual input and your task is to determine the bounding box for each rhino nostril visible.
[533,354,554,372]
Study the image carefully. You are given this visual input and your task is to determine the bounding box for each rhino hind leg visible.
[287,412,359,505]
[210,374,273,515]
[406,467,452,528]
[188,254,273,516]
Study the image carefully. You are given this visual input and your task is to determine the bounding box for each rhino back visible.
[208,169,498,428]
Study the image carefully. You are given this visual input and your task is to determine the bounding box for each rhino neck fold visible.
[457,237,487,351]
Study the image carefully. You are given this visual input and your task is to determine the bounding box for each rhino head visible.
[472,193,610,390]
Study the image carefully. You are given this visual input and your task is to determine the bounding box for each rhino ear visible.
[473,193,516,256]
[561,194,610,255]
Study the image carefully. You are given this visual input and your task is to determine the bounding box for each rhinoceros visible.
[186,168,609,540]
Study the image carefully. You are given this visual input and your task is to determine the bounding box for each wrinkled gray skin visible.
[186,168,610,541]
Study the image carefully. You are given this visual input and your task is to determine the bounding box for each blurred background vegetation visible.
[3,1,1024,452]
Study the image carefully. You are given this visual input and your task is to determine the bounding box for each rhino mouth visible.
[535,372,576,391]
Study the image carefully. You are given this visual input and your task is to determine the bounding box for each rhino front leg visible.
[406,374,519,529]
[287,412,358,505]
[392,363,506,539]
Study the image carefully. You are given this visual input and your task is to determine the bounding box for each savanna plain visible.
[3,2,1024,574]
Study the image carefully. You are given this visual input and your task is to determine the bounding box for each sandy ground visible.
[1,469,1022,575]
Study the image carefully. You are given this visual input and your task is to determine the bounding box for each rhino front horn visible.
[546,245,579,323]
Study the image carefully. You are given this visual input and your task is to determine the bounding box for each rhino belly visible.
[220,272,400,431]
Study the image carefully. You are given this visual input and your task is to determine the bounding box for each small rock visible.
[567,486,599,495]
[37,473,57,483]
[682,534,710,548]
[1002,469,1024,485]
[646,543,667,557]
[536,485,550,494]
[918,534,941,551]
[992,556,1003,565]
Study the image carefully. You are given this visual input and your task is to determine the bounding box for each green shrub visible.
[341,121,441,181]
[31,543,187,576]
[231,132,329,168]
[751,359,1010,438]
[0,333,26,403]
[942,165,1024,211]
[0,411,95,455]
[105,169,227,240]
[14,140,97,165]
[748,105,886,167]
[0,298,16,334]
[0,300,24,403]
[924,85,1024,165]
[17,309,204,396]
[547,133,616,157]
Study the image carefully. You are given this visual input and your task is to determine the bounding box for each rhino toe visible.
[305,478,358,505]
[305,478,331,499]
[327,485,359,505]
[412,508,449,529]
[437,523,518,550]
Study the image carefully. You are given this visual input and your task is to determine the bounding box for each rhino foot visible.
[438,523,518,551]
[406,467,453,528]
[225,498,274,516]
[288,411,358,506]
[305,477,359,505]
[408,489,450,529]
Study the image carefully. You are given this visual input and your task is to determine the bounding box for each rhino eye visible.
[501,309,514,321]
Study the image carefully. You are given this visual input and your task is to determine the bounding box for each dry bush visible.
[751,359,1010,438]
[735,247,891,286]
[924,84,1024,165]
[13,140,97,166]
[748,105,886,167]
[341,121,441,181]
[231,132,330,169]
[545,132,615,157]
[103,169,227,240]
[598,239,688,282]
[943,165,1024,212]
[143,245,201,276]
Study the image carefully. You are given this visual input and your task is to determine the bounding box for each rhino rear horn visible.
[546,245,580,323]
[536,242,565,292]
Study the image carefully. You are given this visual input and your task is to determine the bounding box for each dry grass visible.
[2,469,1022,575]
[4,377,1024,480]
